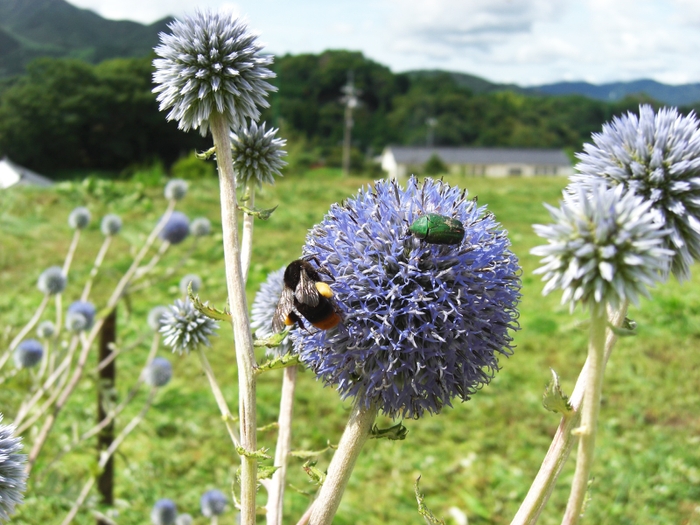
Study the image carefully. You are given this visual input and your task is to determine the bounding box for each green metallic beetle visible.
[408,213,465,245]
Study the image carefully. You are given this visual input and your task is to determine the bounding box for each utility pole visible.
[341,72,360,176]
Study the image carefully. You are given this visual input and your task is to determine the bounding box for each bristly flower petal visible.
[153,10,276,136]
[573,104,700,280]
[231,121,287,187]
[160,299,218,355]
[0,414,27,522]
[296,176,521,419]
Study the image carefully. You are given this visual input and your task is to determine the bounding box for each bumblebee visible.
[272,258,341,333]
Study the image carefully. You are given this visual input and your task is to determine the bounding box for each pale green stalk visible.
[240,183,255,284]
[309,401,378,525]
[0,294,50,371]
[62,229,81,275]
[80,235,113,301]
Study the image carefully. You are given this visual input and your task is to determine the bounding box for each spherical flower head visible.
[152,9,277,136]
[191,217,212,237]
[37,266,66,296]
[175,514,193,525]
[0,414,27,522]
[100,214,122,236]
[179,274,202,295]
[148,306,171,332]
[143,357,173,387]
[151,498,177,525]
[66,301,97,331]
[250,267,293,357]
[296,176,521,419]
[13,339,43,369]
[159,211,190,245]
[164,179,188,201]
[573,104,700,280]
[160,299,219,355]
[36,320,56,339]
[200,489,227,517]
[65,312,88,333]
[68,207,91,230]
[231,121,287,187]
[532,182,674,312]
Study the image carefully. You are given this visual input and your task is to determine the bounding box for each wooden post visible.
[97,308,116,524]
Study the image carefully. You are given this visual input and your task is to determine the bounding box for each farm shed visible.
[0,157,53,189]
[381,146,574,180]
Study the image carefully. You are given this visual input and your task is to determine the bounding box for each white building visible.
[0,157,53,189]
[381,146,574,180]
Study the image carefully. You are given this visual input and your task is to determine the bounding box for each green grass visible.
[2,170,700,524]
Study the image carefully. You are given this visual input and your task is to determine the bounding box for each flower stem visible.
[309,401,378,525]
[81,236,113,301]
[266,365,298,525]
[0,294,50,371]
[240,183,255,284]
[62,229,81,275]
[210,113,258,525]
[560,306,608,525]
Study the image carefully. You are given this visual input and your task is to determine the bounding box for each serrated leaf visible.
[254,330,290,349]
[257,466,280,481]
[609,317,637,337]
[188,284,232,322]
[370,422,408,441]
[290,445,333,459]
[236,446,271,460]
[238,204,279,220]
[257,422,279,433]
[414,476,446,525]
[255,352,300,376]
[303,460,326,486]
[196,146,217,160]
[542,368,573,415]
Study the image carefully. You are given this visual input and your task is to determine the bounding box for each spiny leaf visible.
[255,351,300,376]
[238,203,278,220]
[542,368,573,415]
[414,476,445,525]
[303,460,326,486]
[188,283,232,322]
[236,446,271,460]
[196,146,217,160]
[370,422,408,441]
[254,330,291,349]
[609,317,637,337]
[257,466,280,481]
[257,422,279,432]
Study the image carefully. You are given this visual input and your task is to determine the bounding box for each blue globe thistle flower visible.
[0,415,27,522]
[37,266,66,296]
[13,339,43,369]
[68,207,91,230]
[66,301,97,331]
[250,267,293,357]
[159,211,190,245]
[143,357,173,388]
[148,306,171,332]
[200,489,227,517]
[36,320,56,339]
[231,121,287,187]
[296,177,521,419]
[573,104,700,280]
[191,217,212,237]
[164,179,189,201]
[161,299,219,355]
[151,498,177,525]
[175,514,193,525]
[152,10,276,136]
[532,182,673,312]
[101,214,122,236]
[179,274,202,295]
[65,312,88,333]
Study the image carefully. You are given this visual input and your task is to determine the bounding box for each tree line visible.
[0,50,683,177]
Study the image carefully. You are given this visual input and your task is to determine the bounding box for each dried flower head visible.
[36,320,56,339]
[191,217,212,237]
[37,266,66,296]
[66,301,97,332]
[13,339,43,369]
[532,182,673,312]
[101,214,123,236]
[231,121,287,187]
[148,306,171,332]
[161,299,218,355]
[574,104,700,280]
[159,211,190,245]
[250,267,293,357]
[296,177,521,419]
[143,357,173,387]
[179,274,202,295]
[0,414,27,522]
[200,489,227,517]
[68,207,91,230]
[151,499,177,525]
[164,179,189,201]
[153,9,276,135]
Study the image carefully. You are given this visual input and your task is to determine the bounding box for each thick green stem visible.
[309,401,378,525]
[210,114,258,525]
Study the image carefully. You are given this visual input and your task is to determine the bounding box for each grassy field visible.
[1,169,699,524]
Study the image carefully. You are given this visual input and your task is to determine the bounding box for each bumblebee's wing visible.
[295,269,320,306]
[272,287,295,333]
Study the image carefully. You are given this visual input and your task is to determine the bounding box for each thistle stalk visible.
[240,183,255,284]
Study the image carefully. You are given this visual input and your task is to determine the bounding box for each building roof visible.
[0,157,53,189]
[384,146,571,166]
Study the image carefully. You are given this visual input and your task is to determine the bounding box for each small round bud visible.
[164,179,188,201]
[68,207,91,230]
[37,266,67,296]
[151,499,177,525]
[159,211,190,245]
[179,274,202,295]
[143,357,173,387]
[200,489,227,517]
[13,339,44,369]
[148,306,170,332]
[190,217,211,237]
[101,214,123,236]
[36,320,56,339]
[161,299,219,355]
[66,301,96,331]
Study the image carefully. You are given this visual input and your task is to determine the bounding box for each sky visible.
[64,0,700,87]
